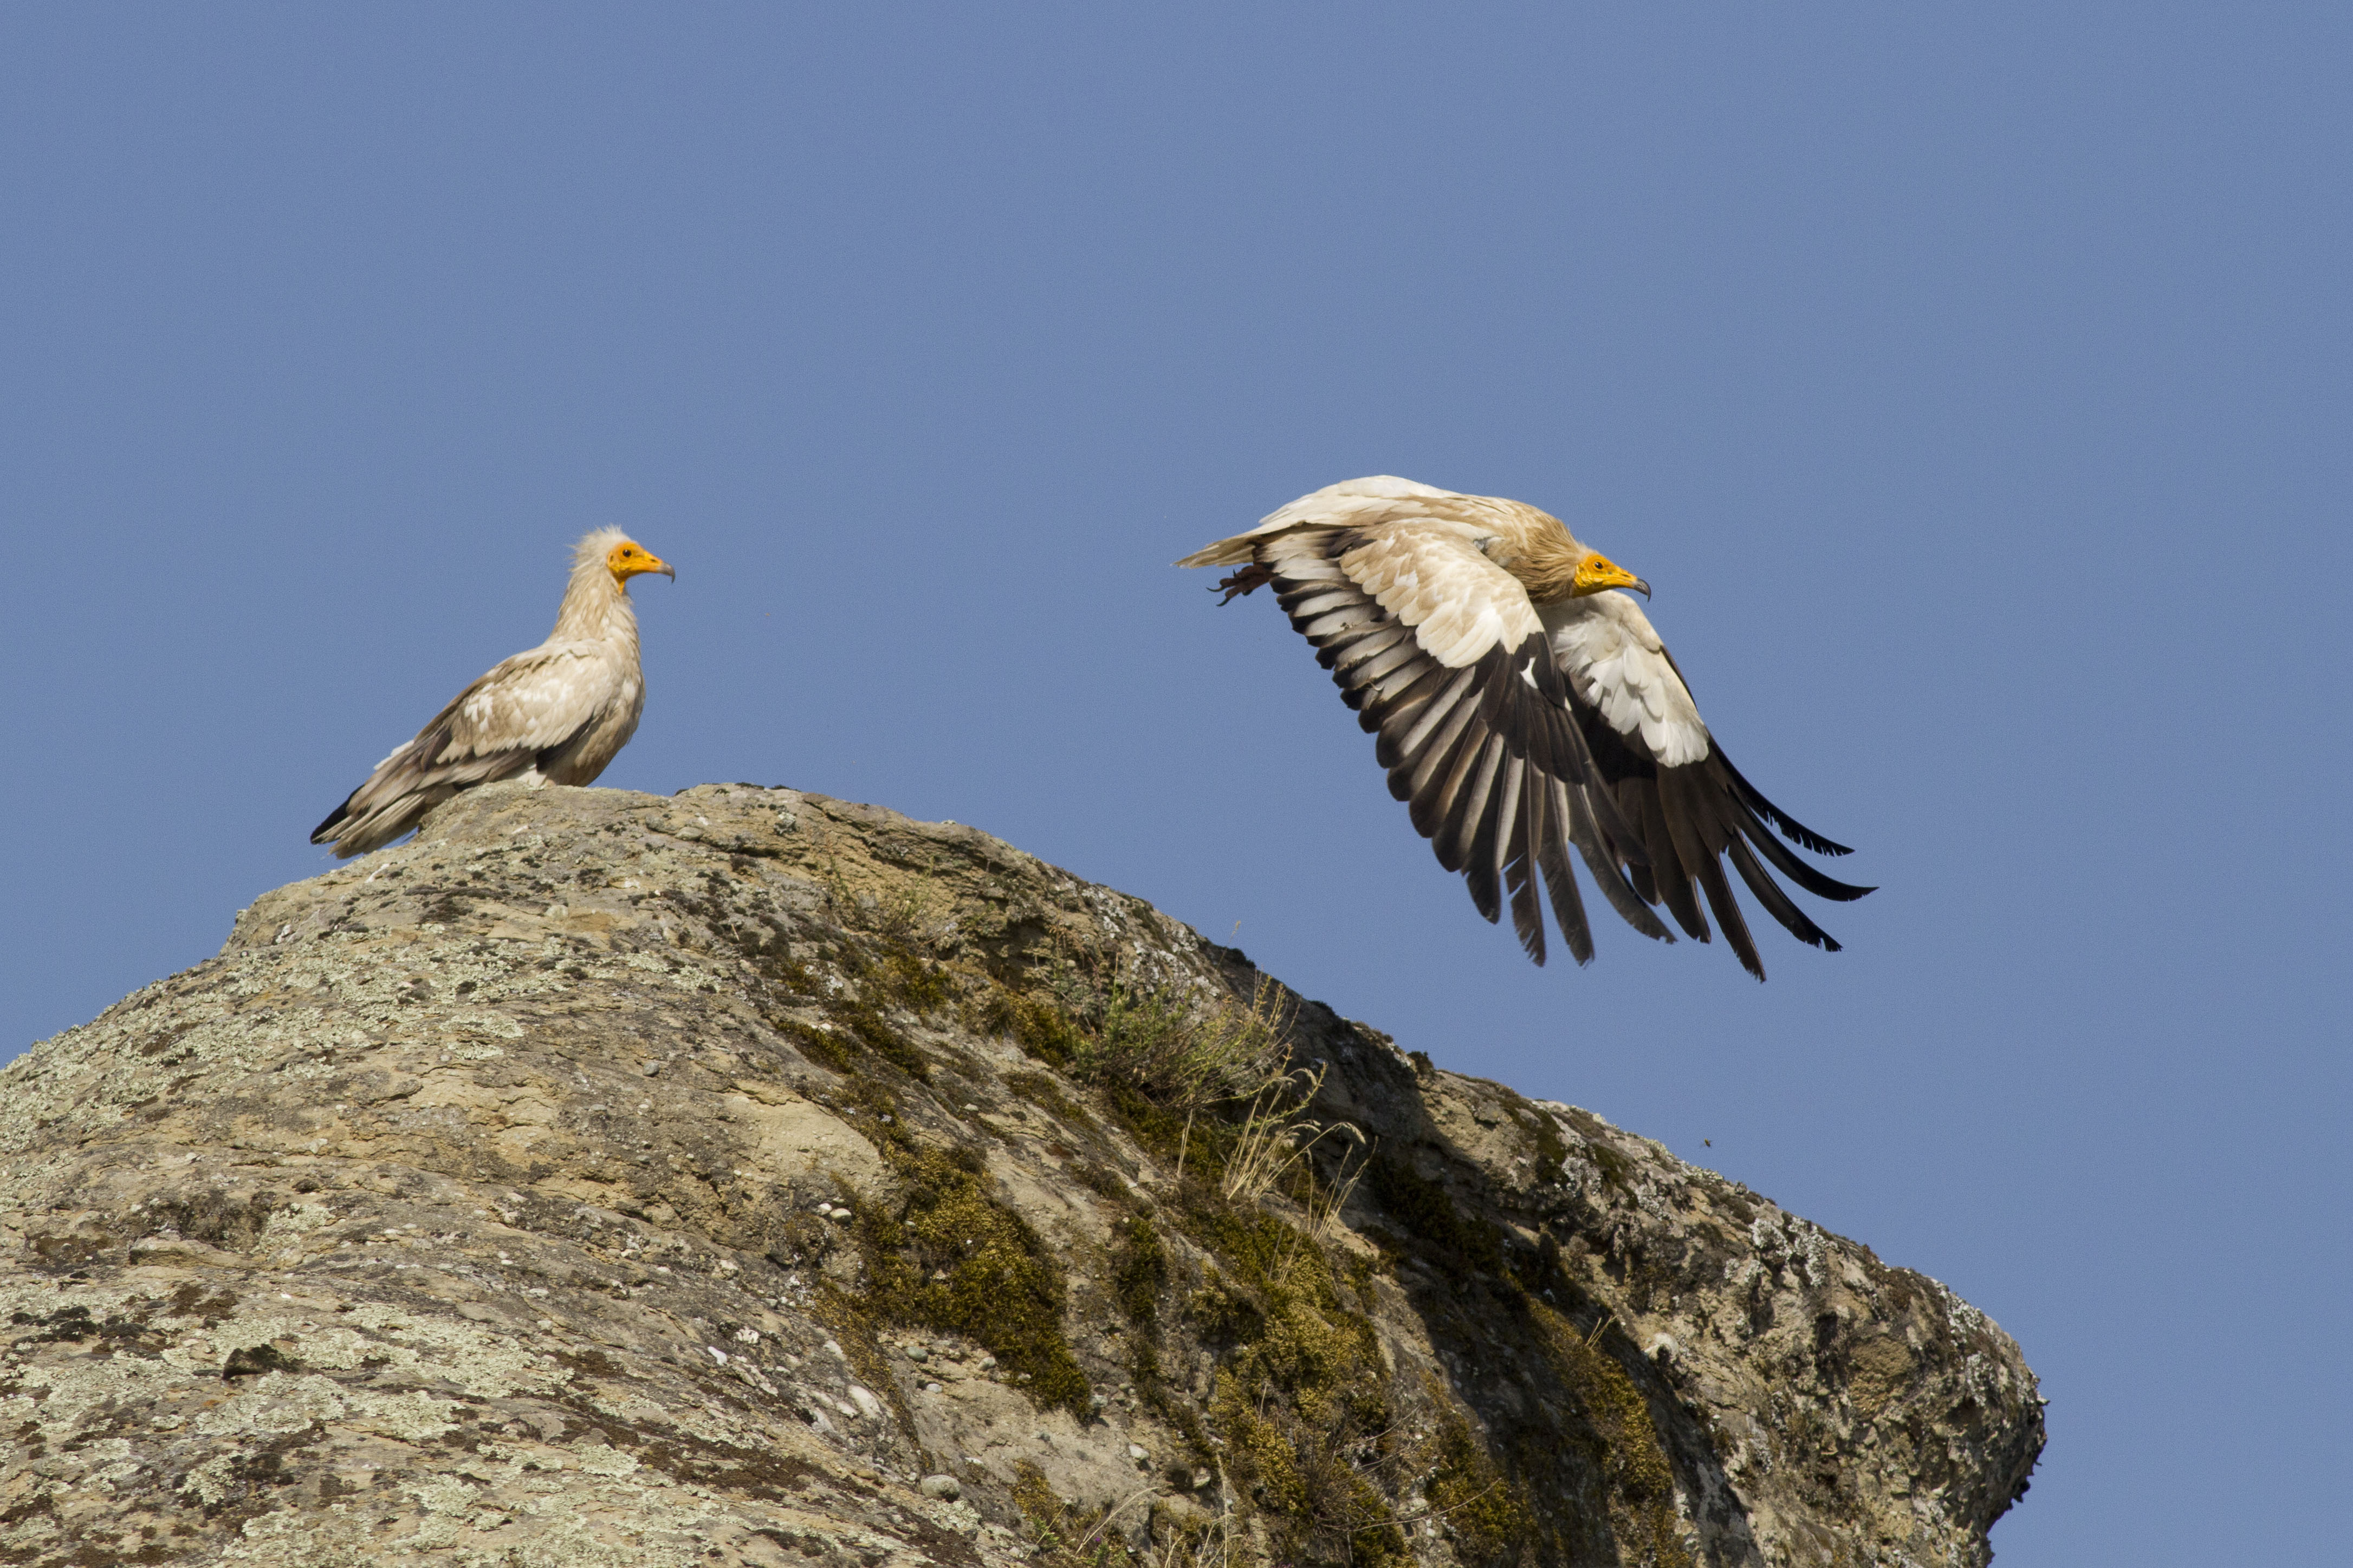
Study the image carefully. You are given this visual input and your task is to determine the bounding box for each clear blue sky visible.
[3,7,2345,1562]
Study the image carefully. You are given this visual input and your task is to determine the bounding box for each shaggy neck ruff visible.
[549,559,641,646]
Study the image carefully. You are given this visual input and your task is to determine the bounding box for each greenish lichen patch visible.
[970,981,1088,1069]
[1527,1296,1692,1568]
[1424,1406,1540,1565]
[1508,1093,1573,1175]
[1004,1069,1094,1131]
[852,1141,1089,1416]
[1009,1458,1139,1567]
[1172,1185,1404,1567]
[1109,1215,1168,1329]
[1584,1137,1636,1196]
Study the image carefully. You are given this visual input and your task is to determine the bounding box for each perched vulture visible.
[1179,477,1870,978]
[312,529,673,857]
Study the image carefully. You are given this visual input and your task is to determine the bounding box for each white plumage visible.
[1541,593,1710,768]
[311,529,673,857]
[1182,477,1870,977]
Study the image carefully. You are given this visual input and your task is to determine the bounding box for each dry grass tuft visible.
[1219,1062,1363,1208]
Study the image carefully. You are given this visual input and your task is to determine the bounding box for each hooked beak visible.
[1571,551,1649,600]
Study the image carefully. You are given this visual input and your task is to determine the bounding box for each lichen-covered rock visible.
[0,780,2041,1566]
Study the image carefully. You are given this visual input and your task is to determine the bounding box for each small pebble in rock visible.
[908,1346,929,1362]
[925,1381,943,1395]
[919,1474,962,1500]
[1128,1444,1150,1462]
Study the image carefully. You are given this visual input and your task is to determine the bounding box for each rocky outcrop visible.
[0,780,2041,1567]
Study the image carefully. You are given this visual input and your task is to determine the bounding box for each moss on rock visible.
[854,1140,1090,1416]
[1110,1215,1168,1329]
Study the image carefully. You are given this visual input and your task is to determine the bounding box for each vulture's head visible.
[575,528,675,591]
[606,538,675,587]
[1570,550,1649,599]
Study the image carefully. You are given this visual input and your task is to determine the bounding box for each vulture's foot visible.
[1214,563,1275,603]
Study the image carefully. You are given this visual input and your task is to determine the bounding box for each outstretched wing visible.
[311,642,620,857]
[1544,592,1873,979]
[1231,522,1670,966]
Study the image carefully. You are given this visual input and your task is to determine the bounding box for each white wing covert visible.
[443,645,623,762]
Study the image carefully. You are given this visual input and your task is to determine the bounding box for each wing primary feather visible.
[1533,779,1597,965]
[1712,747,1856,856]
[1390,666,1482,765]
[1662,769,1762,978]
[1496,758,1547,962]
[1447,733,1507,880]
[1282,588,1356,619]
[1421,728,1477,865]
[1728,805,1876,900]
[1492,752,1524,879]
[1558,779,1673,940]
[1686,761,1875,913]
[1639,783,1709,940]
[1506,630,1656,874]
[1355,662,1443,727]
[1499,633,1583,786]
[1400,696,1486,828]
[1300,608,1376,642]
[1457,737,1507,921]
[1325,625,1411,674]
[1725,834,1841,951]
[1335,635,1419,685]
[1359,658,1443,723]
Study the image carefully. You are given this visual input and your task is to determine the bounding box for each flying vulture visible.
[312,529,673,857]
[1179,477,1870,978]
